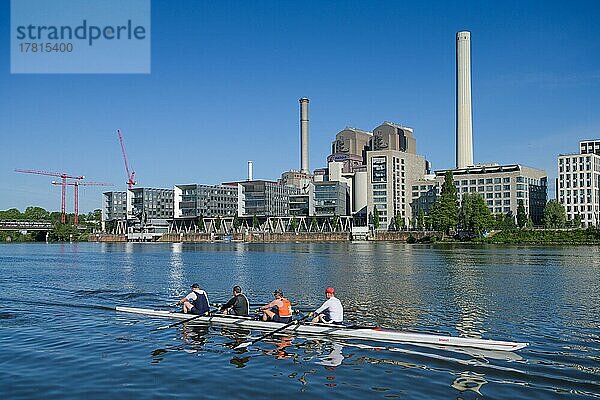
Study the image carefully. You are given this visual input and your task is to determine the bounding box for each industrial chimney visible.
[299,97,309,174]
[247,160,253,181]
[456,31,473,169]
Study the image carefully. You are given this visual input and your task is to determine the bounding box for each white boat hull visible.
[115,306,528,352]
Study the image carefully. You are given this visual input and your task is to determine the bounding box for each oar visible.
[234,313,312,350]
[153,309,216,331]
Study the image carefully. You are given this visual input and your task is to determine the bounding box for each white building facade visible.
[557,141,600,227]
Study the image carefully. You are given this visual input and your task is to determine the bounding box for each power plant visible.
[96,30,551,240]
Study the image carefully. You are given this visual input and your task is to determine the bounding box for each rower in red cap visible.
[311,287,343,324]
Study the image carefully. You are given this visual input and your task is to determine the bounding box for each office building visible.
[411,164,548,225]
[557,140,600,226]
[174,184,244,219]
[223,180,299,216]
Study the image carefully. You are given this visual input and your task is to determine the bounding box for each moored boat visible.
[115,306,529,352]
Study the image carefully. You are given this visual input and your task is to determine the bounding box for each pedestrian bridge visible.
[0,220,53,231]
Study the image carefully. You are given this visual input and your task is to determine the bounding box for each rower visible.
[259,289,292,323]
[312,287,343,324]
[177,283,210,315]
[220,285,250,316]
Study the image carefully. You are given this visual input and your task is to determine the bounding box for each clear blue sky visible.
[1,0,599,212]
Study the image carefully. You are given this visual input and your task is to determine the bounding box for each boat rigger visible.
[115,306,529,352]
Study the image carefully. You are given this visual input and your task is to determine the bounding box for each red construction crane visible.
[15,169,85,223]
[51,181,113,225]
[117,129,136,189]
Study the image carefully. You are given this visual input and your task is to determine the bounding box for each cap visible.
[325,287,335,294]
[233,285,242,293]
[191,283,200,289]
[274,289,283,296]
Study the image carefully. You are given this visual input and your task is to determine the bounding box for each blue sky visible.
[1,0,599,212]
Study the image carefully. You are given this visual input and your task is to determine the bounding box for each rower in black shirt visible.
[220,285,250,316]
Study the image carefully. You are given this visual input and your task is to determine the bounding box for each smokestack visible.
[247,160,253,181]
[299,97,309,174]
[456,31,473,169]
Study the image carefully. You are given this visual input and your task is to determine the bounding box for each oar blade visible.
[233,342,251,350]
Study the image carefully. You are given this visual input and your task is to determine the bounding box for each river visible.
[0,242,598,399]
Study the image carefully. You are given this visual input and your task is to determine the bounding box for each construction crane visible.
[117,129,136,189]
[52,181,113,225]
[15,169,85,223]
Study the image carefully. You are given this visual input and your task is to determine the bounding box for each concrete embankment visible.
[91,230,438,243]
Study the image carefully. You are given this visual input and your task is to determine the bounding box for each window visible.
[503,177,510,183]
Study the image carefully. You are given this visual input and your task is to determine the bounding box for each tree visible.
[458,193,494,235]
[0,208,23,220]
[332,214,339,231]
[543,200,567,229]
[502,212,517,231]
[215,216,222,231]
[417,208,425,230]
[516,200,527,229]
[373,206,380,230]
[196,215,205,232]
[310,216,318,231]
[430,171,458,234]
[233,215,241,232]
[394,212,405,231]
[23,206,50,220]
[290,215,298,232]
[573,214,582,229]
[252,214,259,230]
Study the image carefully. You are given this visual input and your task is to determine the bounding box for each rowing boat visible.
[115,306,528,352]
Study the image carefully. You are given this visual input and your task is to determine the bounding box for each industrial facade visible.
[557,140,600,227]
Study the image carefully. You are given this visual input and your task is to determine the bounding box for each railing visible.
[0,220,53,230]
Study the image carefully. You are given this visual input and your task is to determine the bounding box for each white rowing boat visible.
[115,306,529,352]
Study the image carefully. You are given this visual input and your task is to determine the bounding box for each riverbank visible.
[474,228,600,244]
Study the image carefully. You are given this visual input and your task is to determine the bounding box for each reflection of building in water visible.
[317,342,345,368]
[451,371,487,395]
[437,249,487,338]
[168,243,185,297]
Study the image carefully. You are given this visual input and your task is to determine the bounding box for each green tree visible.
[573,214,582,228]
[252,214,259,230]
[215,216,222,231]
[430,171,458,234]
[417,208,425,230]
[290,215,298,232]
[332,214,339,231]
[516,200,527,229]
[543,200,567,229]
[458,193,494,234]
[0,208,23,220]
[373,207,380,230]
[233,215,241,232]
[197,215,205,232]
[23,206,50,220]
[394,212,405,231]
[310,216,318,231]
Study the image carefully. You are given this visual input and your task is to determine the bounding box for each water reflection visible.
[451,371,488,395]
[316,342,345,368]
[168,245,185,298]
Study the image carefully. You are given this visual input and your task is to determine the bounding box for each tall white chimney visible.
[299,97,309,174]
[247,160,253,181]
[456,31,473,169]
